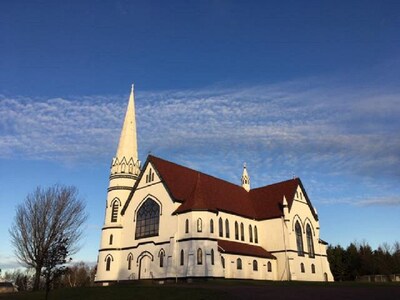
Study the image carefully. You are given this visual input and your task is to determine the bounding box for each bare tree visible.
[62,262,93,288]
[9,185,87,291]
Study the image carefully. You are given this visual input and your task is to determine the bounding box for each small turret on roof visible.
[241,163,250,192]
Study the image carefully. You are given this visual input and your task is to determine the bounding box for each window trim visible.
[110,199,120,223]
[159,249,165,268]
[105,255,113,271]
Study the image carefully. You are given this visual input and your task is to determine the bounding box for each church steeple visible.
[111,85,140,176]
[241,163,250,192]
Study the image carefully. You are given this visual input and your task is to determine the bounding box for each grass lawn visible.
[1,280,399,300]
[0,283,230,300]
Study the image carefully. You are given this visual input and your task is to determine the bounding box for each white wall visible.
[96,164,333,283]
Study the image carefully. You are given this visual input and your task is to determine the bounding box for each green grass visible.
[1,280,398,300]
[0,284,230,300]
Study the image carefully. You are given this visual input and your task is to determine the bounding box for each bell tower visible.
[97,85,140,282]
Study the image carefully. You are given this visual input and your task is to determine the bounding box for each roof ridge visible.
[148,155,304,220]
[149,155,243,189]
[250,177,300,192]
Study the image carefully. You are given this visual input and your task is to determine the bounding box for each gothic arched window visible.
[219,218,223,237]
[295,221,304,256]
[267,261,272,272]
[311,263,316,274]
[235,221,239,240]
[211,249,215,265]
[237,258,242,270]
[185,219,189,233]
[210,219,214,234]
[253,260,258,271]
[127,253,133,270]
[197,218,202,232]
[240,222,244,241]
[254,226,258,243]
[109,234,113,245]
[249,225,253,243]
[111,200,119,223]
[197,248,203,265]
[180,249,184,266]
[105,255,113,271]
[159,249,165,268]
[221,256,225,268]
[300,263,305,273]
[306,224,315,258]
[225,219,230,238]
[135,199,160,239]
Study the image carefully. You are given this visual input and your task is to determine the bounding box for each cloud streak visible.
[0,78,399,185]
[320,196,400,207]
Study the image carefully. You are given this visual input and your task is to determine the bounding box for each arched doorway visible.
[138,252,153,279]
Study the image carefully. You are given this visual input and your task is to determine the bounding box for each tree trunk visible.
[33,266,42,291]
[45,275,50,300]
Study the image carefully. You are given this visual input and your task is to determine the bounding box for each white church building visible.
[95,86,333,283]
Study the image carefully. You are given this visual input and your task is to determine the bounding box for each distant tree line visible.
[1,262,96,291]
[327,241,400,281]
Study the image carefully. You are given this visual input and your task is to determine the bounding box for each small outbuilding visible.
[0,282,18,293]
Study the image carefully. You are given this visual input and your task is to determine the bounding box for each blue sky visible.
[1,0,399,270]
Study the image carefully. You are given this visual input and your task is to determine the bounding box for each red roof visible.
[146,155,312,220]
[218,239,276,259]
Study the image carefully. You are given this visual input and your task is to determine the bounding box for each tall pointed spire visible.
[116,84,138,159]
[111,85,140,176]
[241,163,250,192]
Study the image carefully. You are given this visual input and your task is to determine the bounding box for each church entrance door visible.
[139,255,152,279]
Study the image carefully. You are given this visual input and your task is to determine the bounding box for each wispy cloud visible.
[1,78,399,185]
[0,95,123,163]
[320,195,400,207]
